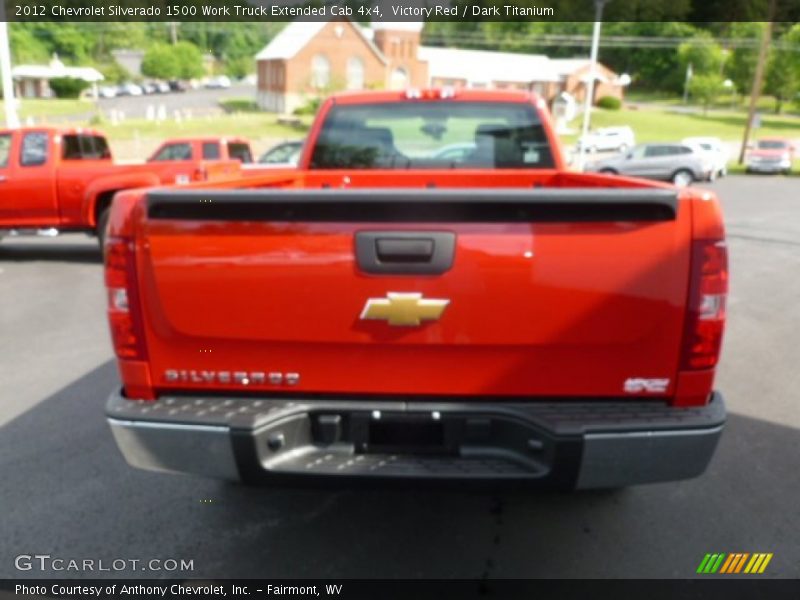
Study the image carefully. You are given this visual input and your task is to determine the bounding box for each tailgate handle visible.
[356,231,455,275]
[376,238,434,263]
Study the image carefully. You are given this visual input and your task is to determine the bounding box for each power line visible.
[421,33,800,52]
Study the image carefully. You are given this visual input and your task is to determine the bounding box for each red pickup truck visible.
[105,89,727,489]
[147,137,254,164]
[0,127,240,245]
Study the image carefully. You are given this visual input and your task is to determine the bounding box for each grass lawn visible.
[560,106,800,146]
[625,91,800,115]
[101,112,311,144]
[4,98,93,123]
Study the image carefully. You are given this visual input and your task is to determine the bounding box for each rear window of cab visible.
[311,101,555,170]
[0,134,10,168]
[62,135,111,160]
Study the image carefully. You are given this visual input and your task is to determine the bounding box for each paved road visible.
[1,176,798,579]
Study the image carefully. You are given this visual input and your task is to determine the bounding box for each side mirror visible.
[625,153,633,160]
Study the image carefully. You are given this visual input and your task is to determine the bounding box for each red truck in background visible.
[147,137,254,164]
[105,89,728,489]
[0,127,240,246]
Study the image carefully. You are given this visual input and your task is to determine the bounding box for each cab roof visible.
[0,126,106,137]
[328,88,541,105]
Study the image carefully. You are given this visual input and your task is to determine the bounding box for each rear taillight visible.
[104,237,147,361]
[681,239,728,370]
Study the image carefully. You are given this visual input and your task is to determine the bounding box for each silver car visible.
[587,143,713,187]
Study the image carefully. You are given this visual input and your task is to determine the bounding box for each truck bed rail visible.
[146,188,678,223]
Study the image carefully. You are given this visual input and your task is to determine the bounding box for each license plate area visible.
[367,415,447,454]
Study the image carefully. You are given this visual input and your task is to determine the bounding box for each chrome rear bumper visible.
[107,390,725,489]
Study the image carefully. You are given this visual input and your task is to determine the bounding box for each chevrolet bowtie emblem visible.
[360,293,450,327]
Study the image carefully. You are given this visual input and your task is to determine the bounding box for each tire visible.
[96,206,111,249]
[672,169,694,188]
[599,168,617,175]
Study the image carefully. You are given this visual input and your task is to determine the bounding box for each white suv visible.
[682,137,729,178]
[577,126,635,153]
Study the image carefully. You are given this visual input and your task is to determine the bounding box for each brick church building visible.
[255,20,624,114]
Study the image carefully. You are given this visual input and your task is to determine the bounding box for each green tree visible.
[689,73,725,115]
[173,41,204,80]
[98,61,130,85]
[725,22,765,94]
[9,26,50,63]
[224,57,252,79]
[678,33,725,78]
[603,21,699,91]
[765,58,797,114]
[764,25,800,115]
[141,44,181,80]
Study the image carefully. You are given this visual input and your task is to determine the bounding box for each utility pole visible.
[739,0,777,164]
[0,4,20,128]
[170,22,178,45]
[576,0,608,172]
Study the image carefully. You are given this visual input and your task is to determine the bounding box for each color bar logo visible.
[697,553,773,574]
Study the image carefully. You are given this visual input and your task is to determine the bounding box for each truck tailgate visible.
[134,188,689,398]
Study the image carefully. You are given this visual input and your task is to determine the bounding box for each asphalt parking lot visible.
[98,84,255,118]
[1,175,798,579]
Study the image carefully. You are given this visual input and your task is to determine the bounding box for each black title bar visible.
[3,579,800,600]
[3,0,800,22]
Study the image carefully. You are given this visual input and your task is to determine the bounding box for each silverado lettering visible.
[104,89,727,489]
[163,370,300,385]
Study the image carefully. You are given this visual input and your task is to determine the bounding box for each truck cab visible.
[147,137,254,165]
[0,127,241,243]
[0,127,112,227]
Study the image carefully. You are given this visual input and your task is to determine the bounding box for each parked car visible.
[168,80,188,93]
[98,86,118,99]
[745,138,795,174]
[256,140,303,167]
[577,126,635,153]
[205,75,232,89]
[116,83,143,97]
[104,89,728,490]
[587,143,713,186]
[155,82,171,94]
[682,137,730,178]
[433,143,476,162]
[148,137,254,164]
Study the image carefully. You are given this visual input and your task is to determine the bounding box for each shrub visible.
[689,73,725,115]
[49,77,90,99]
[293,97,322,116]
[596,96,622,110]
